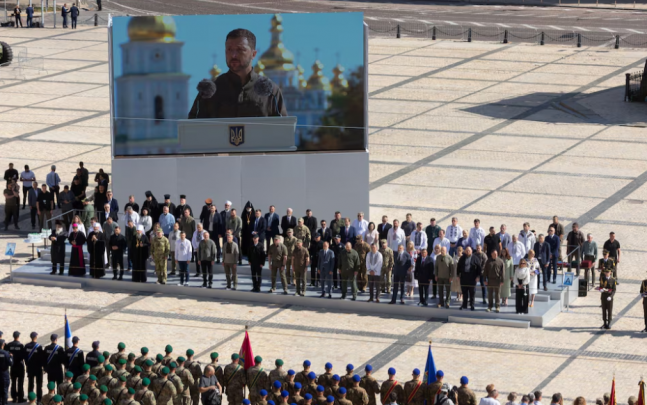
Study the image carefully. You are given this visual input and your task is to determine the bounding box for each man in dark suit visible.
[377,215,392,242]
[415,249,434,306]
[303,210,317,241]
[100,203,118,226]
[457,246,481,311]
[264,205,280,252]
[25,5,34,27]
[318,241,335,298]
[70,4,79,29]
[534,234,550,291]
[545,227,561,284]
[340,217,357,245]
[390,245,411,305]
[248,234,266,292]
[251,209,267,246]
[281,208,297,238]
[317,220,332,244]
[105,190,119,214]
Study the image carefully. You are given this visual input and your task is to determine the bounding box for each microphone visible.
[253,76,282,117]
[195,79,216,117]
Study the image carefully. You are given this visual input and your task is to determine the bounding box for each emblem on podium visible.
[229,125,245,147]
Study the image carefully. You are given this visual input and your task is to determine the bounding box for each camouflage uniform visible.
[184,360,202,405]
[379,380,403,405]
[110,352,129,366]
[58,381,73,398]
[109,386,128,405]
[378,245,394,293]
[223,362,245,405]
[324,385,340,400]
[140,372,158,384]
[151,236,170,284]
[339,373,354,390]
[456,386,476,405]
[175,365,194,405]
[347,386,369,405]
[283,236,298,284]
[135,389,156,405]
[153,377,177,405]
[403,379,424,405]
[135,356,150,368]
[268,368,287,388]
[294,370,309,386]
[316,373,334,389]
[359,376,379,405]
[293,225,311,249]
[64,392,80,405]
[424,381,442,405]
[92,395,108,405]
[114,368,130,381]
[90,365,104,379]
[128,375,142,392]
[292,245,310,295]
[167,373,184,405]
[247,365,270,404]
[353,239,370,292]
[268,243,288,293]
[98,376,118,391]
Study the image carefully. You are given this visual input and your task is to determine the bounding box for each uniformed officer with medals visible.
[598,267,617,330]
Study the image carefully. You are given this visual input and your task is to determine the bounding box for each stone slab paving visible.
[2,26,647,404]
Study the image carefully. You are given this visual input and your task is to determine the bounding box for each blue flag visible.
[423,343,437,385]
[65,315,73,349]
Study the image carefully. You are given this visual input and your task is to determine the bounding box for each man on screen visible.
[188,28,288,119]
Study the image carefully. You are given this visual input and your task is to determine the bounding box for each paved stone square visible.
[2,26,647,405]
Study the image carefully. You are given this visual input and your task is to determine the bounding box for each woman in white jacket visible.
[514,258,530,314]
[69,215,86,235]
[139,208,153,233]
[527,249,540,308]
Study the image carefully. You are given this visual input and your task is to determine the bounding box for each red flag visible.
[239,331,255,370]
[610,378,617,405]
[637,379,645,405]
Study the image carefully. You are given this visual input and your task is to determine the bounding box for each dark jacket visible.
[457,254,482,286]
[26,6,34,16]
[251,216,267,243]
[281,215,297,237]
[201,207,222,234]
[109,233,127,257]
[340,226,357,245]
[106,198,119,214]
[393,251,412,277]
[50,230,68,264]
[303,216,317,239]
[24,341,45,373]
[317,227,333,244]
[248,242,266,267]
[70,5,79,17]
[264,212,280,238]
[414,255,434,283]
[377,223,392,242]
[534,241,550,264]
[545,234,560,256]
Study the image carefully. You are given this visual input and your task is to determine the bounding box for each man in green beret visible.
[207,353,223,386]
[58,372,74,397]
[127,366,143,391]
[102,353,111,368]
[154,367,177,405]
[79,394,89,405]
[28,392,38,405]
[223,354,245,405]
[134,378,155,405]
[77,364,91,387]
[161,346,174,368]
[269,360,287,388]
[126,354,137,373]
[53,394,64,405]
[64,383,82,405]
[91,356,106,379]
[141,360,158,382]
[104,399,113,405]
[184,350,202,405]
[167,362,184,405]
[123,388,139,405]
[43,382,58,405]
[109,344,128,366]
[80,374,95,395]
[135,348,150,368]
[114,359,130,381]
[151,355,164,376]
[98,365,116,391]
[92,386,108,405]
[247,356,269,404]
[174,357,194,405]
[109,375,128,405]
[85,376,101,404]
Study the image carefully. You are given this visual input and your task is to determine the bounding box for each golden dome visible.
[127,16,177,42]
[210,64,222,80]
[330,64,349,92]
[254,60,266,77]
[306,60,331,91]
[258,14,295,72]
[296,64,307,90]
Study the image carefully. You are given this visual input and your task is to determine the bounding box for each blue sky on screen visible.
[112,12,364,103]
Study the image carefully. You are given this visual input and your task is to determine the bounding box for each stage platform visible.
[10,245,581,328]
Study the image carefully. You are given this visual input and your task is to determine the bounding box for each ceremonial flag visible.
[239,330,255,370]
[637,379,645,405]
[64,314,73,349]
[423,342,438,385]
[610,377,617,405]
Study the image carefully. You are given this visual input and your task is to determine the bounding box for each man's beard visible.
[56,228,63,235]
[227,58,251,72]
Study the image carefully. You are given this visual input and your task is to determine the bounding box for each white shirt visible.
[510,241,526,265]
[387,227,406,252]
[514,266,530,285]
[410,230,427,250]
[351,219,369,237]
[445,224,463,243]
[469,227,486,249]
[175,239,192,261]
[479,398,500,405]
[124,211,140,229]
[518,230,536,254]
[20,170,35,187]
[366,251,383,276]
[432,237,451,252]
[192,229,207,250]
[168,230,181,251]
[364,229,378,246]
[139,215,152,233]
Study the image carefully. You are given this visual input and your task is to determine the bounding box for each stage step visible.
[448,315,530,329]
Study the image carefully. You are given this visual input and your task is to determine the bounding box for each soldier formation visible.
[0,336,484,405]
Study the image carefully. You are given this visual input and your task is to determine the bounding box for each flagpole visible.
[244,325,248,400]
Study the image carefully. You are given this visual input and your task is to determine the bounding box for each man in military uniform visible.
[303,372,318,399]
[403,369,424,405]
[293,218,312,249]
[126,354,137,374]
[122,388,139,405]
[424,371,443,405]
[359,366,378,405]
[316,363,334,389]
[134,378,155,405]
[379,369,402,405]
[324,375,341,400]
[65,383,81,405]
[315,386,327,405]
[247,356,269,404]
[289,382,303,405]
[140,361,156,383]
[58,372,74,398]
[600,267,617,330]
[7,331,25,404]
[292,240,310,296]
[268,236,289,295]
[161,347,174,368]
[43,382,57,405]
[98,366,117,391]
[65,337,84,381]
[92,386,108,405]
[167,363,183,405]
[338,388,352,405]
[339,244,360,301]
[284,230,298,285]
[0,340,14,405]
[25,331,45,401]
[152,355,164,376]
[153,367,176,405]
[151,230,170,285]
[83,376,100,404]
[346,375,368,405]
[187,29,288,119]
[353,236,370,293]
[223,354,244,405]
[339,365,354,390]
[77,364,91,387]
[174,357,193,405]
[114,359,130,381]
[127,367,142,392]
[269,380,283,403]
[295,360,311,386]
[102,353,112,368]
[135,349,150,369]
[598,250,615,275]
[185,350,203,405]
[379,240,394,295]
[284,370,297,396]
[269,359,287,388]
[257,389,269,405]
[456,377,476,405]
[109,375,128,405]
[90,357,105,379]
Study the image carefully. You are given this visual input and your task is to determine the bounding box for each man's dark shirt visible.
[188,71,287,119]
[199,374,219,405]
[38,191,53,211]
[4,168,18,183]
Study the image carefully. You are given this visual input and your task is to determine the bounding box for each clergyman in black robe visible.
[50,220,68,275]
[68,224,87,277]
[87,224,106,279]
[131,225,149,283]
[241,200,255,258]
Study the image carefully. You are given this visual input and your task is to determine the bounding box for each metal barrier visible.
[625,70,646,102]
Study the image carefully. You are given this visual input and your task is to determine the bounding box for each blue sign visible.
[5,243,16,257]
[563,272,574,287]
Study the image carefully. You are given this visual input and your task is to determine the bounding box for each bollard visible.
[468,27,472,42]
[94,13,98,26]
[396,24,400,38]
[540,31,545,45]
[432,26,436,40]
[503,29,508,44]
[577,33,581,47]
[615,34,620,49]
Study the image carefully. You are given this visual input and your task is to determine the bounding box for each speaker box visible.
[578,279,588,297]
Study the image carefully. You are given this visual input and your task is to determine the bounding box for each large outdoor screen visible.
[110,12,366,156]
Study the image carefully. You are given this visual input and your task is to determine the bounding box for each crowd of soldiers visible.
[0,333,479,405]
